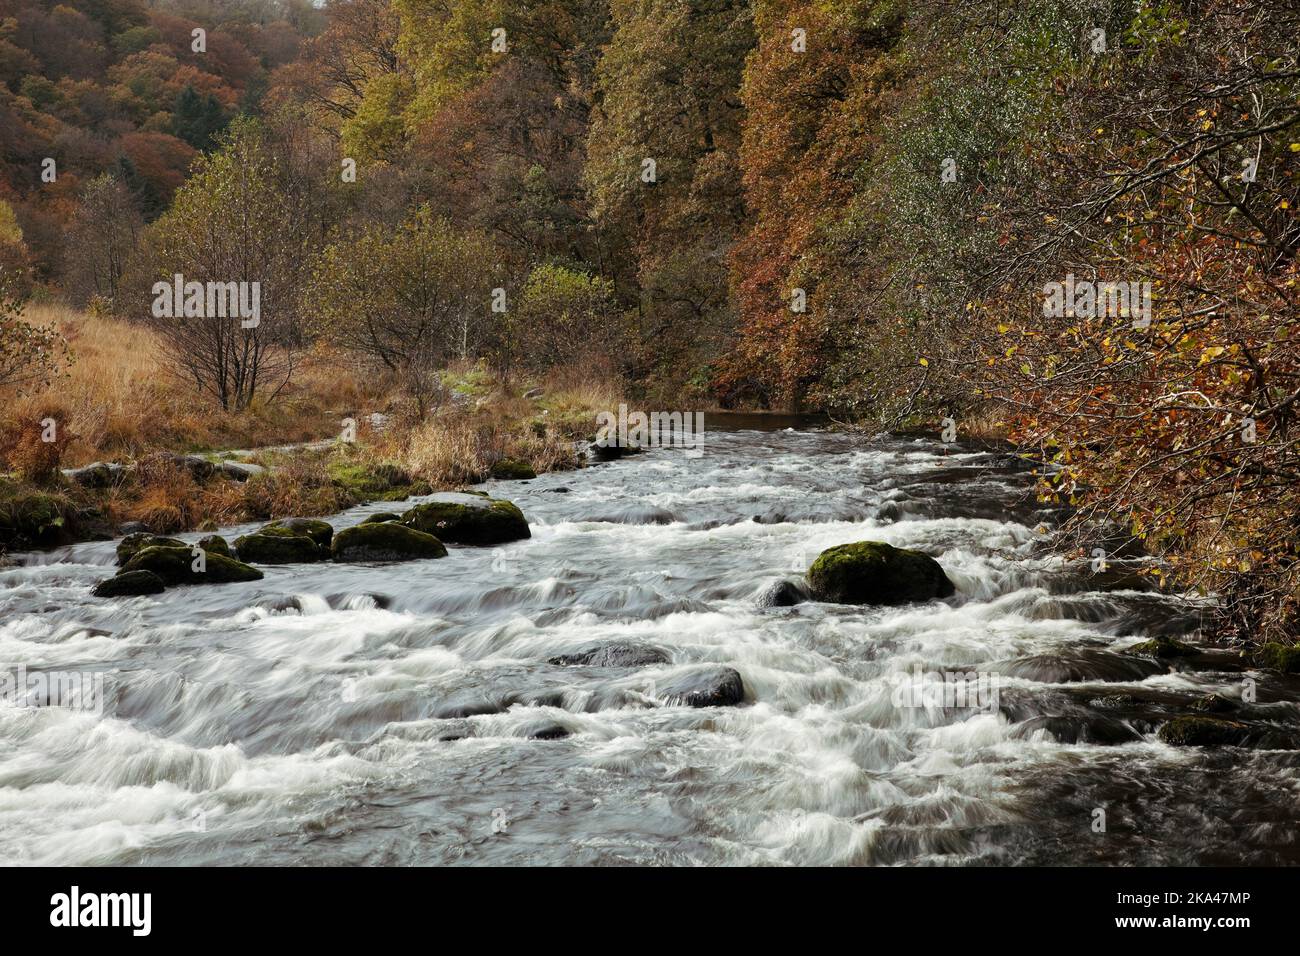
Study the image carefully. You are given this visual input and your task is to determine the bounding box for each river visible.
[3,426,1299,865]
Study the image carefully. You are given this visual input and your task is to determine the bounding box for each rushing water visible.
[3,428,1300,866]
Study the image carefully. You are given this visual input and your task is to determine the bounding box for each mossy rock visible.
[327,460,412,498]
[92,569,166,597]
[807,541,955,605]
[234,532,326,564]
[489,458,537,480]
[332,522,448,562]
[1125,635,1198,659]
[1157,716,1249,747]
[261,518,334,548]
[197,534,231,557]
[400,492,530,545]
[120,545,263,585]
[116,532,187,566]
[360,512,401,524]
[0,490,76,549]
[1254,642,1300,674]
[1190,693,1237,714]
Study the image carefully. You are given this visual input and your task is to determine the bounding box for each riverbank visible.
[1,305,625,555]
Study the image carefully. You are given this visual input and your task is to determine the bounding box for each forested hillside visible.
[2,0,1298,641]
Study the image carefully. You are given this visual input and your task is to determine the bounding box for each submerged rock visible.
[657,666,745,708]
[1012,714,1142,745]
[120,545,263,585]
[807,541,955,605]
[992,651,1164,683]
[758,578,808,608]
[1158,716,1250,747]
[261,517,334,548]
[583,503,677,525]
[234,532,326,564]
[434,693,504,719]
[525,721,571,740]
[116,533,187,566]
[92,569,165,597]
[360,512,401,525]
[401,492,530,544]
[548,641,671,668]
[331,522,447,562]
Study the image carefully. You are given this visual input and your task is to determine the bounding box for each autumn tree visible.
[305,207,502,415]
[144,118,315,411]
[510,263,618,373]
[63,172,141,307]
[584,0,753,399]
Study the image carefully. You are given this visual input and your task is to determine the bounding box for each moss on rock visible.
[234,532,326,564]
[0,489,77,550]
[807,541,955,605]
[116,532,187,566]
[331,522,448,562]
[1124,635,1198,659]
[261,518,334,548]
[401,493,530,544]
[489,458,537,480]
[360,512,401,524]
[120,545,264,585]
[1255,642,1300,674]
[197,534,231,557]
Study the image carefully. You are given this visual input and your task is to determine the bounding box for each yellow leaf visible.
[918,357,929,367]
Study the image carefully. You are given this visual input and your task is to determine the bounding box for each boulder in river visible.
[261,517,334,549]
[1158,716,1250,747]
[197,534,231,557]
[807,541,955,605]
[92,569,165,597]
[400,492,530,544]
[657,666,745,708]
[120,545,263,585]
[234,532,326,564]
[549,641,671,668]
[360,512,402,525]
[992,651,1163,684]
[758,578,808,608]
[116,532,187,566]
[331,522,448,562]
[524,720,571,740]
[1123,635,1198,659]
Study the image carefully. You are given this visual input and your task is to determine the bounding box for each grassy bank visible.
[0,307,624,554]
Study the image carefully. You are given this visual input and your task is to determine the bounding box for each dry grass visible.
[1,307,624,546]
[10,303,381,465]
